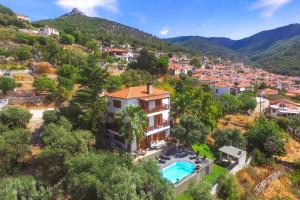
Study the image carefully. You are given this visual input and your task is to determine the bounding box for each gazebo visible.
[219,146,246,168]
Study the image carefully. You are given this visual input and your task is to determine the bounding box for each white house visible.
[269,99,300,117]
[106,83,171,152]
[107,48,134,62]
[39,26,59,36]
[168,64,193,75]
[213,82,237,96]
[16,14,30,22]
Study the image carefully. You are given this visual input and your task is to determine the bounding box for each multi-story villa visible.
[106,83,171,152]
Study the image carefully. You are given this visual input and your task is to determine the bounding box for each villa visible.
[39,26,59,36]
[106,83,171,152]
[107,48,134,62]
[16,14,30,22]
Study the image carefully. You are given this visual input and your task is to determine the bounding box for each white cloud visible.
[250,0,292,17]
[160,27,170,35]
[56,0,118,17]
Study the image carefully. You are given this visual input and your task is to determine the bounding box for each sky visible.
[1,0,300,40]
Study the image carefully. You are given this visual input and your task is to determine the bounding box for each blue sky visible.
[1,0,300,39]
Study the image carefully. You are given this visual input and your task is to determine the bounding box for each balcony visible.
[144,104,169,114]
[146,120,170,132]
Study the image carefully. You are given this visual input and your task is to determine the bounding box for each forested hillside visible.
[167,24,300,76]
[166,36,247,62]
[34,13,185,53]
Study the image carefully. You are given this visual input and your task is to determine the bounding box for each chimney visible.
[147,83,153,94]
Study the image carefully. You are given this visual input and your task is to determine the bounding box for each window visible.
[113,100,121,108]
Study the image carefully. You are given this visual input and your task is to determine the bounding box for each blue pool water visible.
[161,162,195,184]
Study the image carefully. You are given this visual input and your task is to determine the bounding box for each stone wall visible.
[8,96,46,105]
[174,161,213,197]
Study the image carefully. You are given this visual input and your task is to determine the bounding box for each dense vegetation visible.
[34,14,186,53]
[167,24,300,76]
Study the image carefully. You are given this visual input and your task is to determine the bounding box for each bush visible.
[0,76,20,95]
[33,76,56,94]
[59,34,75,45]
[186,182,214,200]
[217,173,241,200]
[43,110,59,125]
[15,45,32,60]
[0,107,32,128]
[251,148,274,166]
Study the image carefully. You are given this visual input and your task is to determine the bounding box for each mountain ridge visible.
[166,23,300,76]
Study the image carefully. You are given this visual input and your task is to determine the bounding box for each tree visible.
[61,55,109,144]
[33,76,56,94]
[217,94,242,114]
[0,107,32,128]
[129,48,158,74]
[246,118,287,158]
[36,118,94,185]
[0,76,20,95]
[42,110,59,125]
[156,56,169,75]
[59,34,75,45]
[171,115,210,146]
[62,153,173,200]
[16,45,32,60]
[0,128,31,175]
[43,38,62,64]
[172,76,222,128]
[238,91,257,113]
[186,182,215,200]
[115,105,148,151]
[120,69,153,87]
[106,76,122,92]
[190,56,201,67]
[217,173,241,200]
[0,176,51,200]
[213,129,246,150]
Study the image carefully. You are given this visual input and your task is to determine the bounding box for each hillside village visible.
[0,3,299,200]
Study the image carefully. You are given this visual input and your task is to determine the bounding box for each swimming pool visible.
[161,162,195,184]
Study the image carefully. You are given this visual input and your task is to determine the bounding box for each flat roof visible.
[219,146,246,159]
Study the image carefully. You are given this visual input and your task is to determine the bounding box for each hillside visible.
[34,12,184,53]
[167,24,300,76]
[166,36,248,62]
[251,35,300,76]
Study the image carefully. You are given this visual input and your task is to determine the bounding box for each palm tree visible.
[115,105,148,152]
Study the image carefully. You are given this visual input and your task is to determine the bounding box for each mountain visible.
[60,8,86,17]
[167,24,300,76]
[166,36,247,62]
[33,10,184,53]
[251,35,300,76]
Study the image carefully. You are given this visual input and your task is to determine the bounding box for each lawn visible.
[175,164,228,200]
[192,144,216,160]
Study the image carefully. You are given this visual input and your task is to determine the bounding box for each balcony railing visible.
[146,120,170,132]
[144,104,169,114]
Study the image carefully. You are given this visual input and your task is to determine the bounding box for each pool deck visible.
[158,154,195,170]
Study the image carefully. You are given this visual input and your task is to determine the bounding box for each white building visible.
[106,83,171,152]
[16,14,30,22]
[269,99,300,117]
[168,64,193,76]
[213,82,237,96]
[39,26,59,36]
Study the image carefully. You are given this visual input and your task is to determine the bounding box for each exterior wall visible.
[107,96,171,152]
[214,87,231,96]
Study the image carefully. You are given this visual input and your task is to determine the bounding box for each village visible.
[0,6,300,200]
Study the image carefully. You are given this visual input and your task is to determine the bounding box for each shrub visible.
[251,148,274,166]
[15,45,32,60]
[43,110,59,125]
[0,107,32,128]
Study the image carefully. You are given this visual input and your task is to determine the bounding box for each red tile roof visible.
[107,85,170,100]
